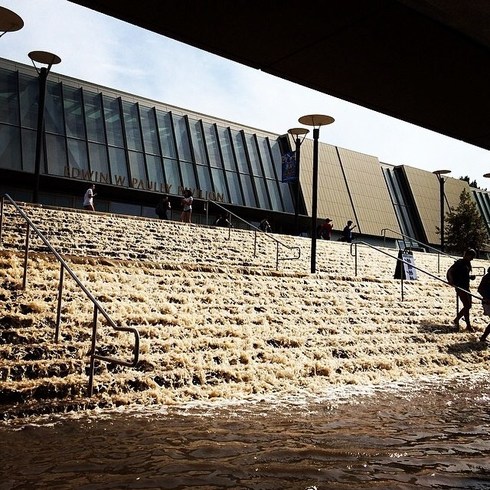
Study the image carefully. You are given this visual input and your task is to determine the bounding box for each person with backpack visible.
[446,248,476,331]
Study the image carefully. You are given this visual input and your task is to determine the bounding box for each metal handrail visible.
[0,194,140,396]
[205,200,301,270]
[350,240,482,305]
[381,227,458,274]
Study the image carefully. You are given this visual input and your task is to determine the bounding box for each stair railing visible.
[205,200,301,270]
[381,228,458,274]
[0,194,140,396]
[350,241,483,315]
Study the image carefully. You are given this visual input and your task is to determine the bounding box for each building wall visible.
[297,137,400,239]
[402,165,471,245]
[0,57,295,219]
[1,56,489,246]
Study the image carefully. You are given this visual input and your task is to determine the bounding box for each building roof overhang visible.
[69,0,490,151]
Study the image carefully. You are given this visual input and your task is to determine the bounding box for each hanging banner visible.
[394,250,418,280]
[281,151,297,183]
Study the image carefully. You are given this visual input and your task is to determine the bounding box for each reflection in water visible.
[1,375,489,489]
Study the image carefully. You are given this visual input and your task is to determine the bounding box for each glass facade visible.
[2,57,490,246]
[0,58,294,214]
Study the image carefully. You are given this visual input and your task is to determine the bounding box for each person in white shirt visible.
[83,184,96,211]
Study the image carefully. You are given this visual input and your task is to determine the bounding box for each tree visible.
[459,175,479,188]
[442,188,488,254]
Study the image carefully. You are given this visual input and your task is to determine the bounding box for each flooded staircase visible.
[1,203,489,419]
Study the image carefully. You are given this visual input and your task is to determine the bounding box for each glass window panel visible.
[45,134,67,177]
[156,110,177,159]
[210,167,230,202]
[225,170,244,205]
[231,130,249,173]
[257,136,276,179]
[181,161,197,190]
[245,133,263,176]
[110,201,141,216]
[19,72,38,130]
[0,68,19,125]
[279,181,295,213]
[163,157,181,192]
[88,142,110,182]
[203,122,222,168]
[108,146,128,186]
[173,114,192,162]
[63,86,85,139]
[44,80,64,135]
[239,173,257,207]
[21,129,36,173]
[128,151,147,186]
[67,138,88,172]
[266,179,284,211]
[217,126,237,171]
[146,154,164,189]
[269,139,285,181]
[0,124,21,170]
[103,95,124,147]
[189,118,207,164]
[254,177,271,209]
[84,91,106,143]
[122,101,143,152]
[196,164,212,192]
[140,105,160,155]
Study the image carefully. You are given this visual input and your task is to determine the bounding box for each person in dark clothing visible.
[214,213,231,227]
[477,267,490,342]
[259,218,272,233]
[446,248,476,331]
[341,220,356,243]
[155,195,171,219]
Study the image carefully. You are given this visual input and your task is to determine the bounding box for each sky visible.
[2,0,489,188]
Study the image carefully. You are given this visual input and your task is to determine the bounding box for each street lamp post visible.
[0,6,24,38]
[287,127,309,233]
[28,51,61,204]
[433,169,451,252]
[298,114,335,273]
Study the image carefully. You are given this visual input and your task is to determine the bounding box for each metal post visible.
[88,305,99,397]
[55,263,64,342]
[311,128,319,273]
[294,136,301,233]
[439,176,445,252]
[22,223,30,289]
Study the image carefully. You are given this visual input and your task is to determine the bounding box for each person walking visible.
[341,220,356,243]
[180,189,193,223]
[477,267,490,342]
[83,184,96,211]
[446,248,476,331]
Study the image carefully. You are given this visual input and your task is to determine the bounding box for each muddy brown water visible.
[1,374,489,489]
